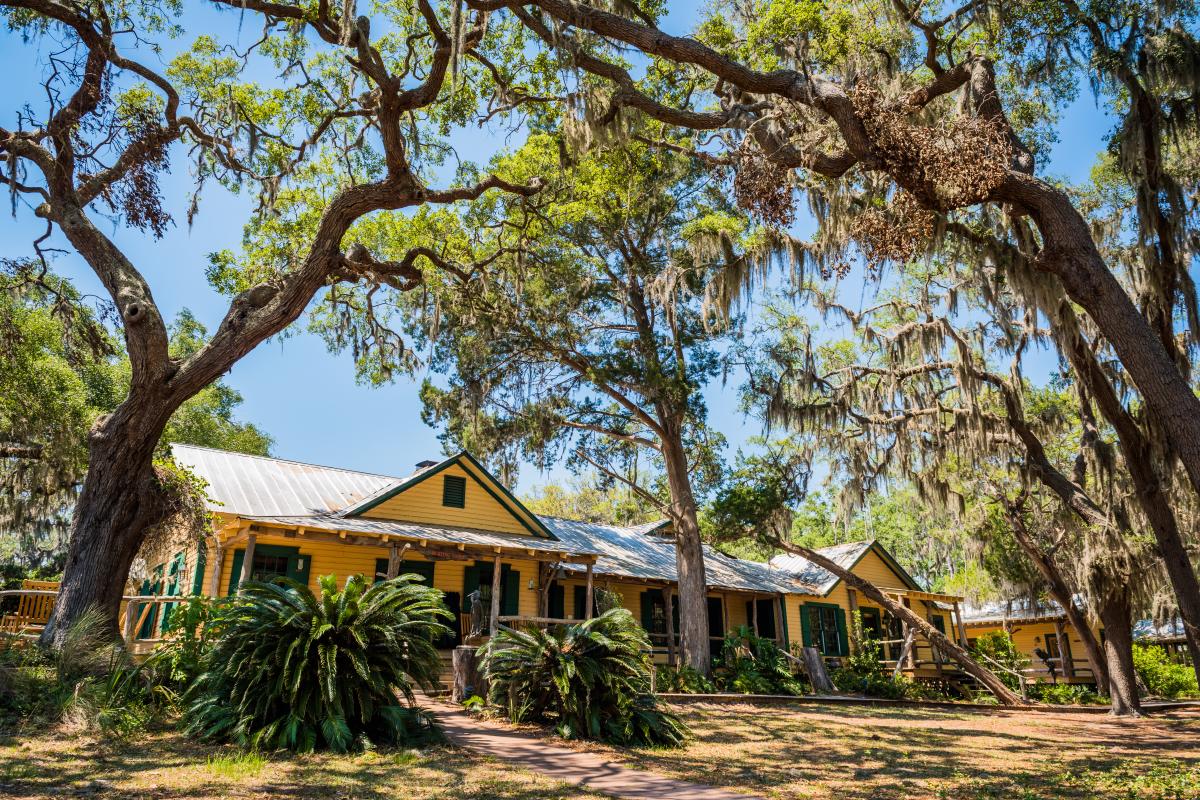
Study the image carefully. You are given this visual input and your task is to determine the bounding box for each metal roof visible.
[173,444,883,595]
[544,517,800,594]
[171,443,400,517]
[1133,617,1186,643]
[243,514,597,558]
[960,596,1079,625]
[768,541,874,595]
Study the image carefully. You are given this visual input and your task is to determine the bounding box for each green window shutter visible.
[404,561,435,584]
[227,549,244,596]
[162,552,186,630]
[800,603,814,647]
[502,568,520,616]
[835,607,849,656]
[573,586,587,619]
[442,475,467,508]
[285,550,310,588]
[463,564,480,599]
[191,541,207,596]
[548,583,565,619]
[640,590,656,633]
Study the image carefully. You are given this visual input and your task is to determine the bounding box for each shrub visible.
[1132,644,1199,699]
[185,573,450,753]
[656,664,715,694]
[712,626,805,695]
[1029,682,1104,705]
[828,613,913,700]
[970,630,1028,692]
[0,608,159,736]
[480,608,689,747]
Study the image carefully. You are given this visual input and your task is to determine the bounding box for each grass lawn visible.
[1,702,1197,799]
[0,728,598,799]
[595,701,1200,800]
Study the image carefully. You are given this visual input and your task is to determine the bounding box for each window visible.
[859,607,882,640]
[442,475,467,508]
[228,545,309,594]
[250,552,291,581]
[807,605,844,656]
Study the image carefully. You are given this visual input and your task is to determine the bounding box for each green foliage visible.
[184,574,450,753]
[0,608,160,736]
[143,595,231,692]
[970,631,1028,692]
[655,665,716,694]
[480,608,689,747]
[712,626,805,695]
[1028,682,1104,705]
[828,613,915,700]
[1132,644,1199,699]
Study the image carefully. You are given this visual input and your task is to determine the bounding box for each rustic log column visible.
[237,534,256,593]
[207,538,224,596]
[489,556,502,635]
[802,646,835,694]
[584,563,594,618]
[452,645,486,703]
[846,589,860,653]
[751,595,760,636]
[953,601,970,647]
[1054,619,1074,678]
[663,587,677,666]
[386,544,401,579]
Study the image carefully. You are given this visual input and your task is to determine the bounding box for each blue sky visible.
[0,3,1112,494]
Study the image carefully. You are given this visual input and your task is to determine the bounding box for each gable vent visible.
[442,474,467,508]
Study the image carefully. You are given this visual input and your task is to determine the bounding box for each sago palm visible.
[185,573,451,752]
[480,608,688,747]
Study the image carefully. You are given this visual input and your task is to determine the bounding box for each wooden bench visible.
[0,580,60,636]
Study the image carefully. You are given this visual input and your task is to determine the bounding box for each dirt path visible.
[419,699,764,800]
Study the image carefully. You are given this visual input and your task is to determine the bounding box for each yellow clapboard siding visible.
[204,533,542,616]
[360,463,534,536]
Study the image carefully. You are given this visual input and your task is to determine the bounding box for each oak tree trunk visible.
[40,398,173,645]
[661,430,711,674]
[776,542,1027,705]
[1095,591,1142,716]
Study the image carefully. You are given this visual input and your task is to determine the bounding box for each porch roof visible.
[543,517,799,594]
[237,514,599,560]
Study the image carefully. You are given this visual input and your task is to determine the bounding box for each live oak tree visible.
[740,268,1181,712]
[1,263,270,572]
[473,0,1200,655]
[1,0,542,644]
[388,140,739,673]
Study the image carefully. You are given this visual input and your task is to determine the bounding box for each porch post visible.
[846,588,860,653]
[386,544,401,579]
[207,538,224,596]
[238,533,256,593]
[489,556,502,635]
[585,563,594,619]
[664,585,677,666]
[953,601,969,647]
[751,595,760,637]
[1054,619,1074,678]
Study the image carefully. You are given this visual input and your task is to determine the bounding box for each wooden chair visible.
[0,580,60,636]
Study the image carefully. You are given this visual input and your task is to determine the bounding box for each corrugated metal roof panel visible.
[244,514,598,557]
[171,444,398,517]
[544,517,800,594]
[768,540,873,595]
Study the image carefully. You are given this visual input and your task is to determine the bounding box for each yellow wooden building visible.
[128,444,969,679]
[961,600,1101,684]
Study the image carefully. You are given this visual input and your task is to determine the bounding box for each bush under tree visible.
[185,574,450,753]
[480,608,689,747]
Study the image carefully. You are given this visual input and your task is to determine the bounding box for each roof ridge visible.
[169,442,403,481]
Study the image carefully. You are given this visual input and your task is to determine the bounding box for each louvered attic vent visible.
[442,474,467,508]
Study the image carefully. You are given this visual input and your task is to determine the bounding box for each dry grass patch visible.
[0,726,598,799]
[590,701,1200,799]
